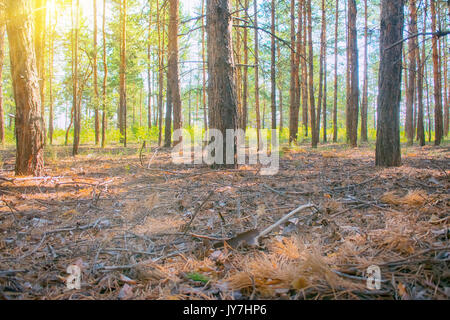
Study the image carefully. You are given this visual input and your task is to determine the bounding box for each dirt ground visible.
[0,142,448,300]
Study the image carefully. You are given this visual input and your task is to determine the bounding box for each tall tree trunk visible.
[316,0,326,141]
[405,0,417,146]
[48,5,55,145]
[241,0,249,130]
[33,0,46,144]
[361,0,368,142]
[270,0,276,130]
[375,0,404,167]
[119,0,127,147]
[0,20,5,145]
[332,0,338,142]
[277,16,283,131]
[202,0,208,130]
[346,0,359,148]
[307,0,317,147]
[289,0,298,144]
[323,46,327,142]
[6,0,45,175]
[157,0,164,145]
[72,0,80,156]
[165,0,182,147]
[430,0,443,145]
[93,0,100,145]
[254,0,261,149]
[147,0,152,129]
[301,0,308,137]
[416,2,426,147]
[206,0,238,166]
[101,0,108,148]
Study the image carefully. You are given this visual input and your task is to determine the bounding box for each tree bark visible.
[119,0,127,147]
[270,0,276,130]
[430,0,443,145]
[147,0,152,129]
[206,0,238,166]
[72,0,80,156]
[405,0,417,146]
[33,0,46,144]
[202,0,208,130]
[6,0,45,175]
[93,0,100,145]
[301,0,308,137]
[361,0,368,142]
[332,0,338,143]
[101,0,108,148]
[375,0,404,167]
[254,0,261,149]
[0,20,5,145]
[289,0,299,144]
[165,0,182,147]
[416,5,426,147]
[307,0,317,147]
[346,0,359,148]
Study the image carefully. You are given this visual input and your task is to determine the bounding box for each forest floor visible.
[0,142,448,300]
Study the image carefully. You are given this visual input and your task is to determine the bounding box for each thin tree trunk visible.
[119,0,127,147]
[157,0,163,145]
[165,0,182,147]
[93,0,100,145]
[72,0,80,156]
[405,0,417,146]
[0,20,5,145]
[361,0,368,142]
[375,0,404,167]
[430,0,443,145]
[147,0,152,129]
[333,0,338,142]
[254,0,261,149]
[307,0,317,147]
[416,2,426,146]
[33,0,46,144]
[202,0,208,130]
[289,0,298,144]
[101,0,108,148]
[6,0,45,175]
[242,0,249,130]
[270,0,276,130]
[48,6,55,145]
[346,0,359,148]
[316,0,326,141]
[301,0,308,137]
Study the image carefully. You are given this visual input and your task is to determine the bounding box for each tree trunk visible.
[0,20,5,145]
[101,0,108,148]
[165,0,182,147]
[241,0,249,130]
[157,0,164,146]
[202,0,208,130]
[6,0,45,175]
[254,0,261,149]
[316,0,326,141]
[375,0,404,167]
[307,0,317,147]
[289,0,299,144]
[48,5,55,145]
[332,0,338,142]
[301,0,308,137]
[33,0,46,144]
[119,0,127,147]
[361,0,368,142]
[346,0,359,148]
[405,0,417,146]
[93,0,100,145]
[430,0,443,145]
[270,0,276,130]
[72,0,80,156]
[416,4,426,147]
[147,0,152,129]
[206,0,238,166]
